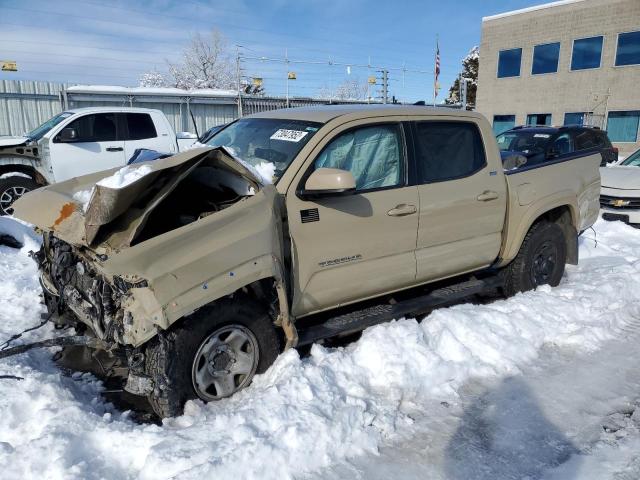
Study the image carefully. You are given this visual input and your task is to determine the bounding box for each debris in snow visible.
[96,164,153,189]
[0,218,640,479]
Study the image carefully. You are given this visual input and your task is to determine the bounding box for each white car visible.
[0,107,196,215]
[600,148,640,226]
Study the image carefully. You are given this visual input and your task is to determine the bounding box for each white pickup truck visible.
[0,107,197,215]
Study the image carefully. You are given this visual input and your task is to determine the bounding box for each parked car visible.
[496,125,618,169]
[13,105,601,418]
[600,147,640,226]
[0,107,196,215]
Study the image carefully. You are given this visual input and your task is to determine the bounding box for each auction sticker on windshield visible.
[270,129,309,142]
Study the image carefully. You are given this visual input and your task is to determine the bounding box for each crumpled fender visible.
[119,254,293,347]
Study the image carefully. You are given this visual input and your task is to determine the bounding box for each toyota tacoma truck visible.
[12,105,601,418]
[0,107,196,215]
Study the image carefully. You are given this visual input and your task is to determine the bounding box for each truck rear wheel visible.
[502,221,567,297]
[145,298,280,418]
[0,176,40,216]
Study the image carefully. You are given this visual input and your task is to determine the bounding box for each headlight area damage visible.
[9,147,294,398]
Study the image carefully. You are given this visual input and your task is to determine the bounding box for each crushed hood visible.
[13,147,263,251]
[600,166,640,191]
[0,136,30,148]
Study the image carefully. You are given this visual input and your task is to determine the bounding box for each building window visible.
[564,112,591,125]
[497,48,522,78]
[527,114,552,126]
[493,115,516,135]
[571,36,603,70]
[616,31,640,66]
[607,111,640,142]
[532,42,560,74]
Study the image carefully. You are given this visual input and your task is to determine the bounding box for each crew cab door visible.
[410,119,506,282]
[121,112,175,159]
[287,121,418,317]
[50,112,125,182]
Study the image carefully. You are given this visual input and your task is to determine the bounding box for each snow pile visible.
[0,217,40,252]
[0,218,639,478]
[72,188,93,212]
[255,161,276,183]
[71,165,153,212]
[96,164,153,189]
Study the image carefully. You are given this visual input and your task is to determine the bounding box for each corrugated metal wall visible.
[0,80,68,136]
[0,80,373,137]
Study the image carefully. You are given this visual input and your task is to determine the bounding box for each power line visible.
[3,4,453,66]
[1,38,177,57]
[3,47,168,66]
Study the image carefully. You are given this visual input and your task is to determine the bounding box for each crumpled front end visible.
[18,147,287,348]
[34,234,138,343]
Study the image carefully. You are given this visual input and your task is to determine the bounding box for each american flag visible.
[434,41,441,98]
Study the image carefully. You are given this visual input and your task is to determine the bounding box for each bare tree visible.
[139,30,236,90]
[318,78,369,100]
[138,70,167,88]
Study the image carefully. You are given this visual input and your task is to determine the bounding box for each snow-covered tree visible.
[138,70,167,88]
[139,30,238,91]
[446,46,479,108]
[318,78,368,100]
[168,30,235,90]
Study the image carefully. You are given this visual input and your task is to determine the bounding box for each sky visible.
[0,0,558,102]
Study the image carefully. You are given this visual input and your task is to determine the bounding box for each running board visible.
[297,276,503,346]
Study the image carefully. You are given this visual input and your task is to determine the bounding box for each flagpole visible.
[433,34,438,107]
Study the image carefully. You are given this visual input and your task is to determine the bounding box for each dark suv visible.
[496,125,618,168]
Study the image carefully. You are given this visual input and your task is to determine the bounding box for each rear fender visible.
[497,192,579,267]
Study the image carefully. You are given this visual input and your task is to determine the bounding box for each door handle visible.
[106,147,123,152]
[476,190,499,202]
[387,204,417,217]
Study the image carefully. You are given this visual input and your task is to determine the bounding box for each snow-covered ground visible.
[0,216,639,479]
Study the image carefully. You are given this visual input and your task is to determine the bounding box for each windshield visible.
[206,118,322,181]
[496,131,553,154]
[26,112,74,141]
[621,149,640,167]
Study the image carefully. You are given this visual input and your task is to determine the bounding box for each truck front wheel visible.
[144,298,280,418]
[502,221,567,297]
[0,176,40,216]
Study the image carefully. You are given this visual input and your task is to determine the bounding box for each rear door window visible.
[66,113,117,142]
[574,130,599,151]
[124,113,157,140]
[412,121,486,183]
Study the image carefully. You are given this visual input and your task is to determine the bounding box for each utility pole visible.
[460,78,468,110]
[285,48,290,108]
[236,45,243,118]
[382,69,388,104]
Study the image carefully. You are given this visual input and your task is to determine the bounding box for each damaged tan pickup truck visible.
[12,105,601,418]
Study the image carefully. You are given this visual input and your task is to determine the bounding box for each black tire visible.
[502,221,567,297]
[145,298,280,418]
[0,176,40,216]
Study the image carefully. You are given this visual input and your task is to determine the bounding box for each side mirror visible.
[57,127,78,143]
[300,168,356,199]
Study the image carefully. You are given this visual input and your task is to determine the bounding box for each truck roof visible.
[249,104,485,124]
[63,106,163,115]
